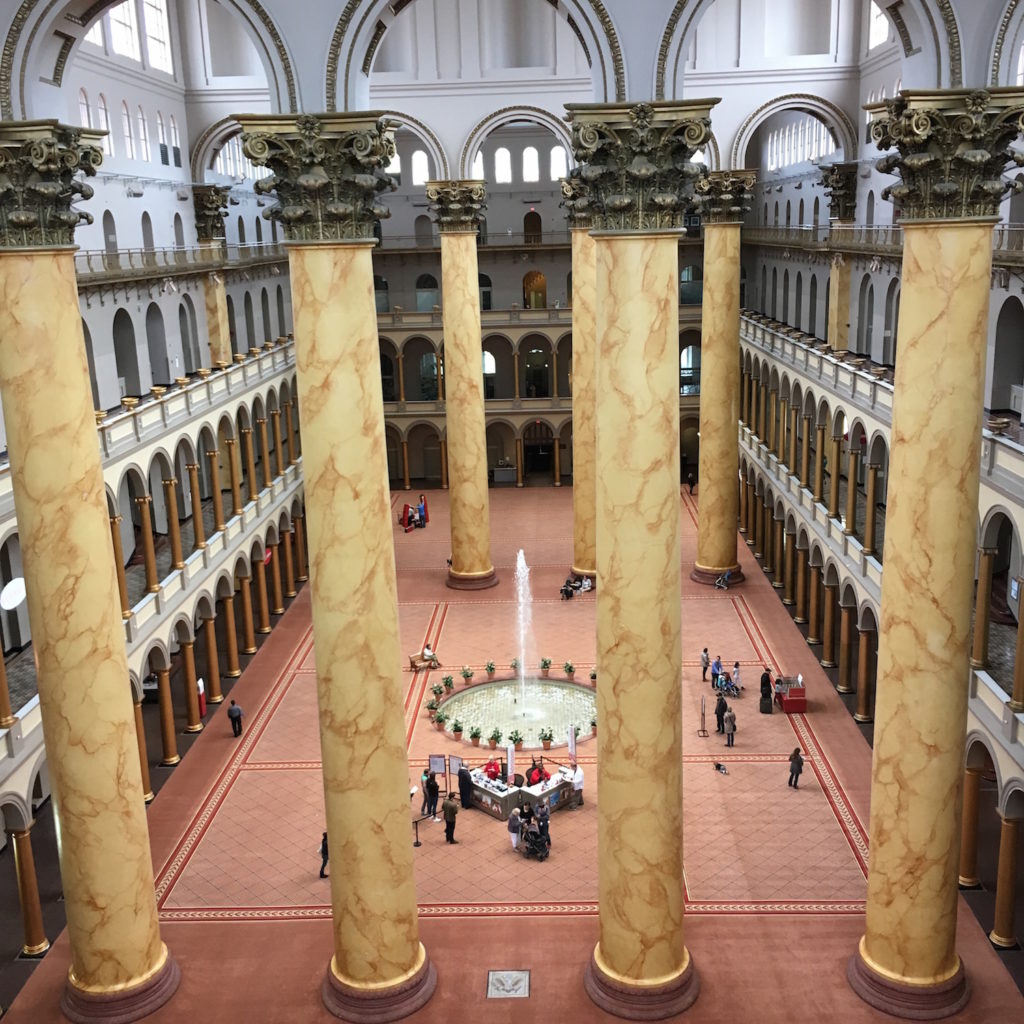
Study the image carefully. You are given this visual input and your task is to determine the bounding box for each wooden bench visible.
[408,654,441,671]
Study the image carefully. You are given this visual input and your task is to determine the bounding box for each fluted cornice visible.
[238,113,396,243]
[868,89,1024,221]
[695,169,756,224]
[0,120,103,249]
[565,100,717,232]
[425,180,486,232]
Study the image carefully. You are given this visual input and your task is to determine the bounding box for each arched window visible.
[522,146,539,182]
[78,89,91,128]
[169,114,181,167]
[97,94,113,154]
[416,273,439,312]
[156,110,166,144]
[84,19,104,47]
[471,152,484,179]
[411,150,429,186]
[549,146,567,180]
[479,273,492,312]
[494,147,512,184]
[121,101,136,159]
[868,2,889,50]
[110,0,141,61]
[237,215,246,244]
[137,106,150,160]
[169,114,180,147]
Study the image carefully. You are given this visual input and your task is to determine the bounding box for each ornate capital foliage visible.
[818,162,858,222]
[869,89,1024,221]
[238,113,396,242]
[560,172,593,230]
[0,120,103,248]
[694,169,756,223]
[565,100,717,231]
[193,184,230,242]
[425,179,486,232]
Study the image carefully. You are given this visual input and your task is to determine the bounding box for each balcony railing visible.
[75,242,287,282]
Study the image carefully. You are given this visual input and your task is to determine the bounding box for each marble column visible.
[783,531,796,605]
[254,559,271,633]
[821,582,838,667]
[800,415,812,488]
[163,478,185,569]
[219,595,241,677]
[109,514,132,619]
[567,98,714,1020]
[155,667,179,766]
[844,448,860,536]
[241,112,436,1020]
[812,425,826,503]
[970,548,996,668]
[269,542,285,614]
[854,626,875,723]
[827,435,842,519]
[400,440,410,490]
[850,90,1024,1018]
[136,495,160,593]
[0,655,14,727]
[1010,602,1024,712]
[788,405,799,475]
[132,696,154,802]
[958,767,983,888]
[242,427,259,501]
[283,530,297,597]
[863,463,879,556]
[271,409,284,477]
[238,575,257,654]
[294,513,309,581]
[794,547,809,624]
[820,164,857,353]
[179,640,203,733]
[0,124,180,1013]
[692,171,754,585]
[6,825,49,956]
[224,438,242,515]
[569,219,598,581]
[989,814,1021,948]
[806,565,822,645]
[206,448,226,531]
[284,401,298,464]
[258,418,273,489]
[837,604,855,693]
[194,185,232,365]
[202,616,224,703]
[772,518,784,589]
[426,181,496,589]
[185,463,206,550]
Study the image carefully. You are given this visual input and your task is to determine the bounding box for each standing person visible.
[227,699,244,737]
[687,472,695,494]
[507,807,521,850]
[419,768,430,816]
[774,677,785,711]
[458,765,473,808]
[723,705,736,748]
[711,655,723,690]
[536,798,551,848]
[760,665,772,694]
[319,831,329,878]
[701,647,710,682]
[732,662,743,690]
[570,759,585,808]
[442,792,459,843]
[715,693,728,734]
[788,748,805,788]
[426,771,440,821]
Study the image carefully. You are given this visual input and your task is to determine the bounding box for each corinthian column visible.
[193,185,232,365]
[568,99,716,1019]
[425,180,497,589]
[0,122,178,1020]
[563,178,597,579]
[849,88,1024,1019]
[820,163,856,351]
[692,171,754,585]
[241,112,435,1021]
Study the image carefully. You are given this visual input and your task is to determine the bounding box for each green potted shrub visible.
[488,727,503,749]
[563,660,575,680]
[540,657,552,677]
[451,719,463,741]
[460,666,474,684]
[431,683,444,700]
[539,726,554,750]
[485,660,496,679]
[590,716,597,736]
[510,657,519,672]
[442,674,455,692]
[469,725,482,747]
[434,709,449,731]
[425,698,438,720]
[509,728,524,751]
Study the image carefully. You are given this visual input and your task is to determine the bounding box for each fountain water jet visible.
[514,550,533,711]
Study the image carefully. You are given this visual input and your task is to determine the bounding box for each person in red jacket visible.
[484,756,501,780]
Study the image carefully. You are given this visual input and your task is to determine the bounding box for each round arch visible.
[459,106,574,179]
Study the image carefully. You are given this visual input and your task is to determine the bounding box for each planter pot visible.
[591,726,597,736]
[435,721,446,731]
[452,731,463,742]
[565,671,575,682]
[514,742,523,751]
[488,739,498,749]
[471,737,480,746]
[461,677,473,686]
[486,670,495,680]
[542,740,552,750]
[540,668,550,678]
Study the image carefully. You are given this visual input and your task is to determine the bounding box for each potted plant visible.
[442,674,455,692]
[425,698,439,721]
[589,669,597,684]
[469,725,482,747]
[485,660,496,679]
[431,683,444,700]
[510,657,519,672]
[451,719,463,741]
[539,726,554,750]
[563,660,575,680]
[461,666,474,684]
[488,727,502,749]
[540,657,552,677]
[590,716,597,736]
[434,710,449,731]
[509,729,524,751]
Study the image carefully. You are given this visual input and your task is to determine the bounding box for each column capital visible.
[565,100,717,231]
[424,179,486,232]
[818,161,859,222]
[162,477,178,487]
[560,171,594,230]
[868,89,1024,221]
[192,184,229,243]
[238,112,397,243]
[694,168,756,223]
[0,121,105,249]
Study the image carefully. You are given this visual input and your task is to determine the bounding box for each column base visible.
[62,949,180,1024]
[570,565,597,580]
[584,948,699,1020]
[297,574,309,582]
[957,876,981,889]
[807,636,822,646]
[225,669,242,679]
[782,598,795,606]
[690,565,743,587]
[836,684,854,694]
[853,712,873,723]
[969,658,985,669]
[847,949,969,1020]
[21,939,49,957]
[185,723,204,734]
[794,616,808,625]
[772,581,784,590]
[257,627,272,635]
[820,659,837,668]
[1009,700,1024,713]
[207,694,225,705]
[989,931,1020,950]
[446,568,498,591]
[143,790,154,803]
[242,646,257,655]
[322,952,436,1023]
[159,755,180,767]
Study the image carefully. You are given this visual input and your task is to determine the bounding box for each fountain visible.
[438,550,596,750]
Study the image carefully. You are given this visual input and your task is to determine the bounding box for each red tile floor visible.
[6,487,1023,1023]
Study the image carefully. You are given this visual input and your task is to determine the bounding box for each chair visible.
[512,773,525,788]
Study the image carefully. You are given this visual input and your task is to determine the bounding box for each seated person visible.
[579,576,593,592]
[408,506,420,527]
[528,760,550,786]
[560,577,575,600]
[420,642,438,668]
[484,756,501,781]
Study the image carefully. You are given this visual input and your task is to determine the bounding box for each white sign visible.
[567,722,577,760]
[449,754,463,776]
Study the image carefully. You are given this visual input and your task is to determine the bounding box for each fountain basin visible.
[438,676,596,749]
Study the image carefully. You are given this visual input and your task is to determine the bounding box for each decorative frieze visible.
[425,179,486,232]
[0,120,103,248]
[193,184,229,242]
[238,113,396,243]
[818,162,858,222]
[565,100,716,231]
[868,89,1024,221]
[695,169,756,223]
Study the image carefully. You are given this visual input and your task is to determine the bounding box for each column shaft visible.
[180,641,202,733]
[958,768,982,888]
[1011,597,1024,712]
[794,548,808,623]
[294,514,309,581]
[8,827,49,956]
[440,439,449,489]
[271,410,284,478]
[837,605,855,692]
[224,439,242,515]
[772,519,784,588]
[813,425,825,502]
[186,464,206,550]
[970,548,996,668]
[745,482,755,544]
[828,435,842,518]
[821,583,838,667]
[220,596,241,677]
[854,627,875,722]
[800,416,812,489]
[239,576,257,653]
[844,449,860,536]
[206,448,226,531]
[989,815,1020,948]
[552,436,562,485]
[242,428,258,502]
[864,464,878,555]
[269,543,284,614]
[777,398,788,463]
[284,401,297,465]
[767,390,777,452]
[156,668,179,765]
[258,418,273,489]
[515,438,524,487]
[807,565,822,644]
[202,616,223,703]
[109,515,131,619]
[0,654,13,727]
[788,405,799,475]
[203,270,232,365]
[163,478,184,569]
[254,560,271,633]
[133,697,154,802]
[283,530,297,597]
[400,440,410,490]
[136,496,160,593]
[827,256,851,350]
[783,532,795,605]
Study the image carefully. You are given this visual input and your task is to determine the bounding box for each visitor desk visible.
[469,766,574,819]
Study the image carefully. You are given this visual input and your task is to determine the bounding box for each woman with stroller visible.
[536,799,551,848]
[507,807,521,850]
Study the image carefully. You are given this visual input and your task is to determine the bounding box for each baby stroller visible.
[519,822,550,861]
[716,674,742,699]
